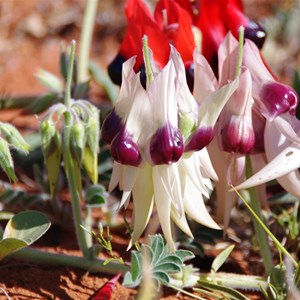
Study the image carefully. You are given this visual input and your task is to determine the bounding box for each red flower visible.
[108,0,195,85]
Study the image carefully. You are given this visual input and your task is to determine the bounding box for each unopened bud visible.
[70,121,85,164]
[150,124,183,165]
[82,116,100,184]
[0,123,30,154]
[41,119,62,197]
[244,21,266,50]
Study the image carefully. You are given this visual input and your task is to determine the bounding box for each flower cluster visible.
[102,39,239,250]
[108,0,266,87]
[104,0,299,247]
[208,32,299,227]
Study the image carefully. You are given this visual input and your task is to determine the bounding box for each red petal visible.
[120,0,169,70]
[91,273,122,300]
[154,0,195,64]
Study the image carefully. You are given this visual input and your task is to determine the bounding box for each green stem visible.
[245,155,273,274]
[199,272,268,291]
[11,247,129,274]
[142,35,154,88]
[63,111,90,258]
[85,206,94,256]
[65,40,76,108]
[235,26,244,79]
[78,0,98,83]
[232,184,298,268]
[167,284,207,300]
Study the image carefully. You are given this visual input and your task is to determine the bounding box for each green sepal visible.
[82,116,99,183]
[40,119,62,197]
[69,121,85,164]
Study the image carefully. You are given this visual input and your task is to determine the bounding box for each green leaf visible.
[153,271,170,285]
[89,61,118,103]
[86,184,108,207]
[131,251,142,282]
[175,250,195,262]
[35,68,64,94]
[25,93,59,114]
[211,245,235,274]
[0,238,27,260]
[154,262,182,273]
[3,211,51,244]
[196,280,249,300]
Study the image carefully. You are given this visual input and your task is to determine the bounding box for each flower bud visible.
[184,127,214,152]
[83,116,100,184]
[260,81,299,119]
[41,119,62,197]
[221,115,255,154]
[70,121,85,164]
[150,124,183,165]
[110,128,142,166]
[0,123,30,154]
[0,137,17,182]
[101,109,123,145]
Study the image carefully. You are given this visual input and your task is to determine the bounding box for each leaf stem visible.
[64,40,76,108]
[63,111,90,259]
[78,0,98,83]
[11,247,129,274]
[244,155,273,274]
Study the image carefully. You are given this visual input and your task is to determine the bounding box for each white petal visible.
[119,165,140,208]
[198,77,239,128]
[235,146,300,190]
[180,153,210,198]
[265,120,300,198]
[171,206,193,238]
[183,177,220,230]
[198,148,219,182]
[109,161,122,192]
[129,163,154,248]
[217,32,239,82]
[153,166,175,252]
[193,50,218,104]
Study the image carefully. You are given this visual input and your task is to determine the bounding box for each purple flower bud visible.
[244,21,266,50]
[221,116,255,154]
[184,127,214,152]
[101,109,123,145]
[150,124,183,165]
[110,128,141,166]
[185,63,194,92]
[260,82,298,118]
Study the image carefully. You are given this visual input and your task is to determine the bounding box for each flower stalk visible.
[11,247,128,274]
[245,155,273,274]
[78,0,99,83]
[63,41,92,259]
